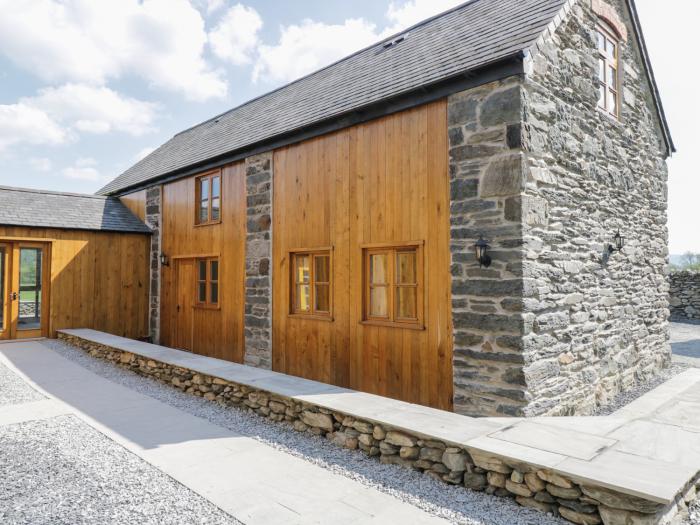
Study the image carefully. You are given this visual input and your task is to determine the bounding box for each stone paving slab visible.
[55,329,700,507]
[0,339,449,525]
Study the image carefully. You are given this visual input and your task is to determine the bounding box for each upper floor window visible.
[363,244,423,329]
[291,250,331,318]
[196,257,219,307]
[597,21,621,119]
[195,172,221,225]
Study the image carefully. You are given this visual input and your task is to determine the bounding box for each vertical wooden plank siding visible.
[272,100,453,410]
[120,189,147,221]
[159,161,246,363]
[0,226,149,339]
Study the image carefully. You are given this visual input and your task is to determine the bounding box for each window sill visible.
[288,313,334,322]
[194,304,221,311]
[193,220,222,228]
[360,320,424,331]
[597,107,623,127]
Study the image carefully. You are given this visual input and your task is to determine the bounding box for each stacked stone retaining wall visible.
[58,332,698,525]
[669,272,700,322]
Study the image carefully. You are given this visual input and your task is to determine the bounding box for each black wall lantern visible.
[160,252,170,267]
[474,235,492,268]
[607,231,625,255]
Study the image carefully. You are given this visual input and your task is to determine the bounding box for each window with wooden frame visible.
[596,20,621,119]
[363,244,423,328]
[196,257,219,308]
[290,250,331,318]
[195,171,221,225]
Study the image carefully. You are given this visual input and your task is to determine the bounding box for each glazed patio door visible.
[0,242,49,340]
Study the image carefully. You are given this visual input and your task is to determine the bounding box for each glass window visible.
[596,22,621,119]
[18,248,42,329]
[291,250,331,317]
[364,245,422,326]
[196,172,222,225]
[196,258,219,307]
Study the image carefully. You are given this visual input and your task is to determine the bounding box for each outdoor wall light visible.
[607,231,625,255]
[160,252,170,267]
[474,235,492,268]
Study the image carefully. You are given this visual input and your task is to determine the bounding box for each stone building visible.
[0,0,674,417]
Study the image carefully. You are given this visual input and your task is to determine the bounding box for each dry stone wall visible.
[519,0,671,415]
[58,332,697,525]
[669,272,700,322]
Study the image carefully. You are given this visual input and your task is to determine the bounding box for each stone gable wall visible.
[670,272,700,322]
[145,186,162,343]
[519,0,671,415]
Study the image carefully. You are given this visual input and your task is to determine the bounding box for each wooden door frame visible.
[174,257,194,352]
[0,243,10,340]
[6,241,51,340]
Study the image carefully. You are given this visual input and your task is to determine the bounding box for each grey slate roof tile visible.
[0,186,151,234]
[99,0,567,196]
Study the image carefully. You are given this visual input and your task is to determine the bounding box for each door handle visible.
[11,292,17,301]
[177,304,181,312]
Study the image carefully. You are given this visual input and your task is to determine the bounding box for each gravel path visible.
[0,361,45,407]
[0,414,240,525]
[46,339,567,525]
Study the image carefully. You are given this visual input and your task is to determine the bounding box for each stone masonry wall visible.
[520,0,671,415]
[145,186,162,343]
[59,331,698,525]
[669,272,700,322]
[243,153,273,369]
[448,77,529,417]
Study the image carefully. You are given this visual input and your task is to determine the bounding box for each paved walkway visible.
[0,340,449,525]
[671,321,700,367]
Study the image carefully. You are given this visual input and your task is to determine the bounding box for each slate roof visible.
[99,0,568,195]
[0,186,151,234]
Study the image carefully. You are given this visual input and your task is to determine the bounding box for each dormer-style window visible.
[596,20,621,119]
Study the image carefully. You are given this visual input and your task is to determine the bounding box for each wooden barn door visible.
[175,258,194,351]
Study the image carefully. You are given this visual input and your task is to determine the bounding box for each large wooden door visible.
[0,242,50,340]
[175,259,194,351]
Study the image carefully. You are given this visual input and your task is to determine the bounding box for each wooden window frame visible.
[596,20,621,120]
[362,243,424,330]
[195,257,220,309]
[194,170,222,226]
[289,248,333,321]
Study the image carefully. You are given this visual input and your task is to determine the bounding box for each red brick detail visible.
[591,0,628,41]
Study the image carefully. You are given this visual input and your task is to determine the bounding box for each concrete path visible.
[0,340,448,525]
[671,321,700,367]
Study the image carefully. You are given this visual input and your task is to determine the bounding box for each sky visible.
[0,0,696,254]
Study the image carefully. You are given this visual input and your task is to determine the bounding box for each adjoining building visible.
[1,0,674,417]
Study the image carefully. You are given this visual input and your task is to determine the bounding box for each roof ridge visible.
[172,0,483,138]
[0,185,110,200]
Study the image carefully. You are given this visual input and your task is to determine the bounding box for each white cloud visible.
[26,84,158,136]
[0,0,227,101]
[384,0,463,35]
[61,157,104,181]
[251,0,465,85]
[253,18,378,84]
[0,103,68,152]
[29,158,53,172]
[135,146,156,161]
[209,4,263,66]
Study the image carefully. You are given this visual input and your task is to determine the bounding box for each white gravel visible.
[0,361,45,406]
[0,413,240,525]
[47,339,566,525]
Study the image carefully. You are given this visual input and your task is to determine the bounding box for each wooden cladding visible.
[160,162,245,362]
[0,226,149,339]
[272,100,453,410]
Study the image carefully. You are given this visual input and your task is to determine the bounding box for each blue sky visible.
[0,0,697,253]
